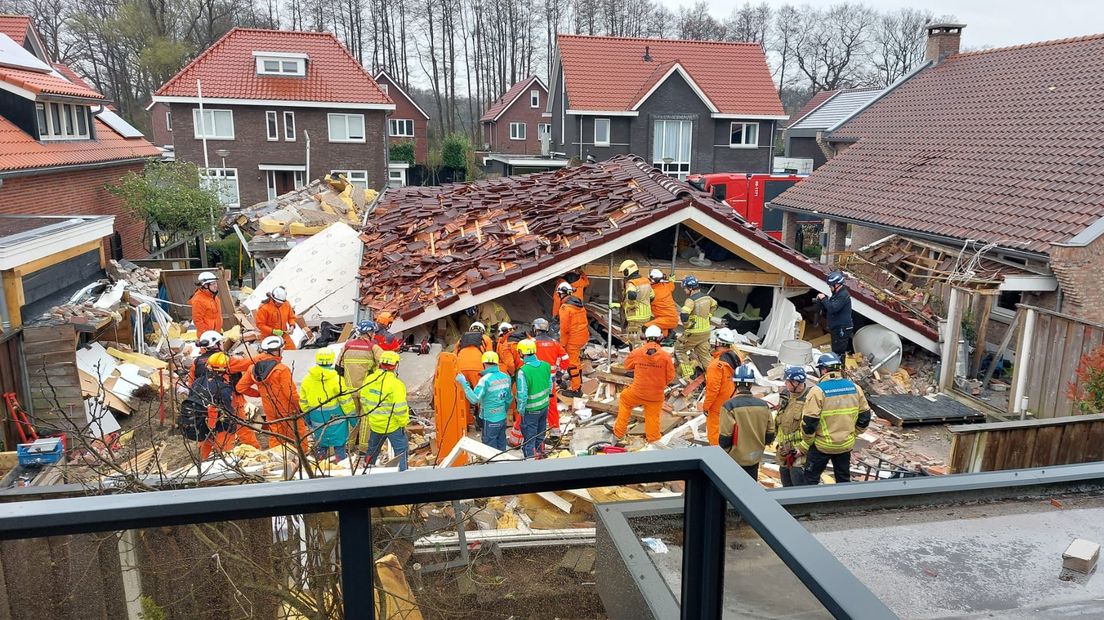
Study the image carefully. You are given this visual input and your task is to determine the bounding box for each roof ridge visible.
[954,31,1104,58]
[557,33,762,47]
[229,27,336,36]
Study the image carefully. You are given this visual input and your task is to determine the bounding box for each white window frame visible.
[192,108,234,140]
[593,118,610,147]
[38,102,90,141]
[294,170,306,188]
[379,84,389,95]
[165,110,172,132]
[729,121,759,148]
[530,89,540,108]
[328,113,366,143]
[388,168,407,188]
[265,110,279,141]
[283,111,296,141]
[389,118,414,137]
[265,170,278,201]
[330,169,369,188]
[254,52,307,77]
[653,119,693,180]
[200,167,240,208]
[537,123,551,139]
[509,122,526,141]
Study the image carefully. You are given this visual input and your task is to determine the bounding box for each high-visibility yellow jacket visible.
[680,293,716,334]
[299,365,356,447]
[623,276,654,322]
[776,388,808,458]
[358,369,410,439]
[800,372,871,454]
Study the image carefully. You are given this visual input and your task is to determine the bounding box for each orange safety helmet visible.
[375,311,395,328]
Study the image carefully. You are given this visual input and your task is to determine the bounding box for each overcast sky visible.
[658,0,1102,49]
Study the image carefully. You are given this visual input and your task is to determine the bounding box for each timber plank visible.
[20,326,76,344]
[1009,427,1039,471]
[1052,321,1083,418]
[991,429,1015,471]
[1040,316,1066,418]
[1056,420,1089,466]
[1029,425,1063,468]
[1025,313,1051,418]
[948,433,976,474]
[979,428,1003,471]
[21,338,79,357]
[1085,421,1104,463]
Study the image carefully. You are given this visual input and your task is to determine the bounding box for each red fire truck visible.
[687,173,820,240]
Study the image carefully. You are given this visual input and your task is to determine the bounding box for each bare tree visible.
[868,8,932,86]
[789,3,877,91]
[725,2,771,44]
[675,1,725,40]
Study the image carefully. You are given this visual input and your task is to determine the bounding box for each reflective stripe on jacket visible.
[801,374,869,454]
[516,358,552,413]
[359,370,410,434]
[462,366,513,423]
[300,365,356,447]
[681,292,716,334]
[624,277,654,322]
[776,390,809,453]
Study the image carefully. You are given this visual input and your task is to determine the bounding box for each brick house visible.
[373,71,428,186]
[772,24,1104,327]
[782,87,881,170]
[548,35,786,180]
[147,101,172,147]
[152,28,394,206]
[478,76,562,176]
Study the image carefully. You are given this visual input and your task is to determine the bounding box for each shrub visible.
[1068,345,1104,414]
[389,142,415,166]
[106,161,222,235]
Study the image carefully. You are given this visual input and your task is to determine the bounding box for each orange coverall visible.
[237,353,308,452]
[613,341,675,442]
[646,280,679,334]
[456,342,486,425]
[189,355,261,455]
[189,288,222,335]
[432,351,468,466]
[703,351,742,445]
[254,299,300,350]
[552,274,590,317]
[558,296,590,391]
[535,336,569,430]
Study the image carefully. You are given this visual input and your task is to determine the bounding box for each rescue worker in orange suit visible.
[189,331,260,452]
[496,322,522,425]
[189,271,222,335]
[432,349,468,466]
[612,325,675,444]
[532,317,570,438]
[455,319,493,353]
[703,329,742,445]
[455,324,490,427]
[254,286,310,350]
[185,352,238,459]
[237,335,309,453]
[644,269,679,337]
[719,363,775,480]
[372,311,403,352]
[618,260,654,349]
[557,282,589,396]
[552,271,590,318]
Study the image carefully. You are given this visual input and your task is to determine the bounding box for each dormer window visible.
[36,102,91,140]
[253,51,307,77]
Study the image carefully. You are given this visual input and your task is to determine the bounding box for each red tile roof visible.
[0,15,30,45]
[772,33,1104,256]
[556,35,784,116]
[358,154,938,346]
[0,65,103,100]
[783,90,837,128]
[155,28,392,106]
[51,63,98,94]
[480,76,544,122]
[0,115,160,171]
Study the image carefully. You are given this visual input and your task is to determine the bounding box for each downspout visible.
[0,274,11,331]
[766,120,777,172]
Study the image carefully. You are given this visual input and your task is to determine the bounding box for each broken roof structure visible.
[358,155,939,351]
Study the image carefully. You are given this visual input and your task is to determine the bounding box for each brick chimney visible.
[925,22,965,64]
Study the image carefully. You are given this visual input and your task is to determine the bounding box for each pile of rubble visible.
[223,176,378,238]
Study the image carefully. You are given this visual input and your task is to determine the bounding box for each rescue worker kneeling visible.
[800,353,872,484]
[300,349,356,462]
[718,363,775,479]
[358,351,411,471]
[612,325,675,444]
[457,351,514,451]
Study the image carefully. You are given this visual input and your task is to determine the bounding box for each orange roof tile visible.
[557,34,783,116]
[0,65,103,100]
[0,15,30,45]
[772,32,1104,256]
[155,28,392,106]
[51,63,99,94]
[480,76,545,122]
[0,115,160,171]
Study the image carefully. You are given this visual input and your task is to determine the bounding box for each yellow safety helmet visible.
[207,352,230,370]
[618,260,638,276]
[517,339,537,356]
[315,349,336,366]
[379,351,401,367]
[481,351,500,365]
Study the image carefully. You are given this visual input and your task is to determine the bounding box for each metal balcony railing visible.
[0,448,894,619]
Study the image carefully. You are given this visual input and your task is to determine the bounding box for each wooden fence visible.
[1007,305,1104,419]
[948,413,1104,473]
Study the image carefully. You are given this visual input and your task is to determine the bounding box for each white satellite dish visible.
[852,324,903,372]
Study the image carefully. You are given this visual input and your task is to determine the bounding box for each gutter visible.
[0,156,155,179]
[766,201,1050,263]
[1051,215,1104,249]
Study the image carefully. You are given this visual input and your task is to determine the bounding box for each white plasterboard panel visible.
[76,343,119,382]
[85,402,121,438]
[244,222,361,326]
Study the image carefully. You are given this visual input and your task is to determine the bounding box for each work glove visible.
[455,373,468,385]
[608,302,621,309]
[273,329,284,336]
[335,365,345,377]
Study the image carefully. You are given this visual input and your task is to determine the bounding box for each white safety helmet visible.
[711,328,736,347]
[648,268,664,282]
[498,322,513,335]
[197,330,223,349]
[532,318,550,332]
[644,325,664,341]
[260,335,284,352]
[470,322,486,334]
[556,281,573,295]
[269,286,288,302]
[197,271,218,286]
